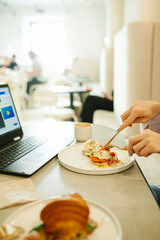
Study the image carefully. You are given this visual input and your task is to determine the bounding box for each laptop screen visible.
[0,85,21,137]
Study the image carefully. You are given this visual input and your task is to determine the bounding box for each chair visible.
[27,82,48,108]
[32,88,78,121]
[8,71,28,112]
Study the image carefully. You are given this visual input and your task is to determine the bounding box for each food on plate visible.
[24,193,97,240]
[0,225,25,240]
[83,139,122,167]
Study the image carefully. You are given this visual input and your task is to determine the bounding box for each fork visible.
[103,144,126,150]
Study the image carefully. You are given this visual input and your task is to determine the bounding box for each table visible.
[0,121,160,240]
[66,76,92,86]
[49,85,91,109]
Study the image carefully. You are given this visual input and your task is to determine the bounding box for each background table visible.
[48,85,91,109]
[0,121,160,240]
[66,76,92,86]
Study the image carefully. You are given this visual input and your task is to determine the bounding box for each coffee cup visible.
[74,122,92,142]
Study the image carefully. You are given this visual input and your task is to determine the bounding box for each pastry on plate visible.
[24,193,97,240]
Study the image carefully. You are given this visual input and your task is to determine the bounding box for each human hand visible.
[119,101,160,131]
[127,129,160,157]
[102,92,113,101]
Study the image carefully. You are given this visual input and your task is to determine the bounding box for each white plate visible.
[4,198,122,240]
[58,143,135,175]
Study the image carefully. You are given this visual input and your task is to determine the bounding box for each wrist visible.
[155,102,160,115]
[151,101,160,116]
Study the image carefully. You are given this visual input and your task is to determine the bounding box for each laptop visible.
[0,84,73,176]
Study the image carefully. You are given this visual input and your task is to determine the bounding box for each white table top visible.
[0,121,160,240]
[48,85,91,94]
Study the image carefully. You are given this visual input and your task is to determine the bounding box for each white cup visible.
[74,122,92,142]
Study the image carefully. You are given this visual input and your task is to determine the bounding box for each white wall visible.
[0,4,105,82]
[100,0,124,95]
[65,6,105,82]
[108,0,124,47]
[124,0,140,24]
[0,13,23,58]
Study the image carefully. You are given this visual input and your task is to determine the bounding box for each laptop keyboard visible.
[0,136,46,169]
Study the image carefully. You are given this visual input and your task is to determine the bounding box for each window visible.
[23,16,66,78]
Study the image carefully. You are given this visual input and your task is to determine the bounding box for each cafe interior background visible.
[0,0,160,185]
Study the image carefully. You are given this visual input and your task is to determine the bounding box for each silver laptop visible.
[0,84,73,176]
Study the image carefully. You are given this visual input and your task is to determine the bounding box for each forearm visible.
[150,101,160,116]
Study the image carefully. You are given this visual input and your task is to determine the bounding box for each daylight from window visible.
[23,17,66,78]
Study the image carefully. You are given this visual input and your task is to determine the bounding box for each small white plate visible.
[58,143,135,175]
[4,198,122,240]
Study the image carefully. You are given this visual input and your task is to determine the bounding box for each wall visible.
[0,3,105,82]
[124,0,160,24]
[124,0,140,24]
[108,0,124,47]
[65,6,105,82]
[100,0,124,95]
[0,12,23,58]
[140,0,160,22]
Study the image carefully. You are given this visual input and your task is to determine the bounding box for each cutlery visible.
[104,130,120,148]
[104,144,123,150]
[0,224,24,240]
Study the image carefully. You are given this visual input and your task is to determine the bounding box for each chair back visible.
[33,89,58,107]
[32,88,78,121]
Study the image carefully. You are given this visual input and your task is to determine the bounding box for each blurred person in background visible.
[0,55,18,73]
[1,56,10,68]
[80,92,113,123]
[8,54,18,70]
[63,57,80,78]
[26,51,45,94]
[0,56,11,74]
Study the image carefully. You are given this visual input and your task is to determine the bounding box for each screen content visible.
[0,86,20,135]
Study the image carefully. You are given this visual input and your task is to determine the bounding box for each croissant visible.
[24,193,97,240]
